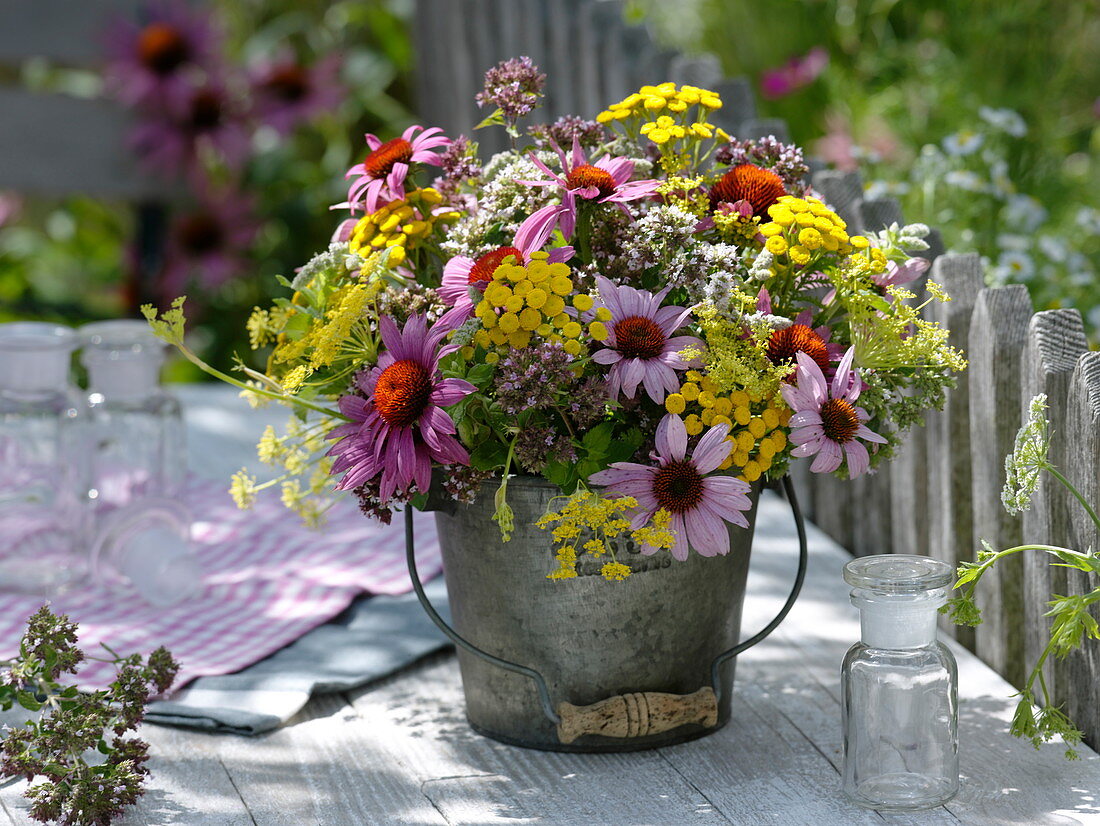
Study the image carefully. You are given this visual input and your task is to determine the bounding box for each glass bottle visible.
[841,554,959,810]
[80,320,185,508]
[81,320,199,606]
[0,322,86,594]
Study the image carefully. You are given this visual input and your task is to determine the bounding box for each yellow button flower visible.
[526,288,548,309]
[572,294,594,311]
[595,307,612,322]
[519,308,542,331]
[498,312,520,334]
[589,321,609,341]
[765,236,788,255]
[504,295,524,313]
[550,275,573,296]
[543,296,566,317]
[733,406,752,426]
[665,393,686,415]
[562,321,582,338]
[798,228,824,251]
[680,382,700,401]
[684,414,703,435]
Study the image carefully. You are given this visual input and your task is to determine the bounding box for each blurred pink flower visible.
[160,192,259,296]
[129,82,251,180]
[103,0,222,107]
[0,192,22,228]
[815,116,858,172]
[760,47,828,100]
[250,54,344,136]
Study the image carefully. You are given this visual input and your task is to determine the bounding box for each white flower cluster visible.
[291,242,360,291]
[1001,393,1051,515]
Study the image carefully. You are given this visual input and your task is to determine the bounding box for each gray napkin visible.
[145,579,451,735]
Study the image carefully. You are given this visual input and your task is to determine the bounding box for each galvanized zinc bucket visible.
[406,475,807,753]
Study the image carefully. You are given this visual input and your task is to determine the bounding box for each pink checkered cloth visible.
[0,477,442,691]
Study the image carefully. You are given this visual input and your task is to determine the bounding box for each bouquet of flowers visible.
[145,59,965,581]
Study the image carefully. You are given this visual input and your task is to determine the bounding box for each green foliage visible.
[940,399,1100,759]
[632,0,1100,340]
[0,606,179,826]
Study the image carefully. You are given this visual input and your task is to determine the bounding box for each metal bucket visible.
[433,475,760,752]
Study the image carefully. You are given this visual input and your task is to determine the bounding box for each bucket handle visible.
[405,474,810,740]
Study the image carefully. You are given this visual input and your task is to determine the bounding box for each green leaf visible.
[543,460,576,490]
[470,439,508,471]
[474,108,506,130]
[606,427,644,464]
[582,422,613,457]
[15,691,42,712]
[467,363,496,386]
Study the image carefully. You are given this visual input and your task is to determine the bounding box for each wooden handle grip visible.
[556,687,718,744]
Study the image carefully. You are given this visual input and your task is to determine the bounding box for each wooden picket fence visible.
[412,0,1100,749]
[805,172,1100,748]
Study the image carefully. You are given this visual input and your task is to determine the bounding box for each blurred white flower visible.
[997,233,1030,252]
[942,130,984,156]
[864,180,911,200]
[995,250,1035,282]
[1075,206,1100,234]
[979,107,1028,138]
[1037,235,1069,263]
[1003,194,1047,232]
[1089,305,1100,332]
[944,169,987,192]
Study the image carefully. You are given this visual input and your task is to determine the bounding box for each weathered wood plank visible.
[925,254,984,645]
[968,285,1033,686]
[0,89,164,198]
[0,708,256,826]
[1019,310,1089,701]
[738,117,791,143]
[0,0,144,64]
[344,657,734,826]
[811,169,865,234]
[211,691,450,825]
[1063,352,1100,750]
[709,77,755,135]
[858,197,904,233]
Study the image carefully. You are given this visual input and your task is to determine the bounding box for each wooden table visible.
[3,385,1099,825]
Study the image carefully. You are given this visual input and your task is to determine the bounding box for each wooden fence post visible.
[1019,310,1089,701]
[1063,352,1100,749]
[925,254,984,644]
[968,285,1033,686]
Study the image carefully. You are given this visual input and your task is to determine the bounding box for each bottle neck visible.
[852,590,945,649]
[86,353,163,402]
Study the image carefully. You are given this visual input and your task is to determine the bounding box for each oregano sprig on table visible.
[0,606,179,825]
[942,394,1100,760]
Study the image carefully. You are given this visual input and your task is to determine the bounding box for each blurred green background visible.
[1,0,1096,376]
